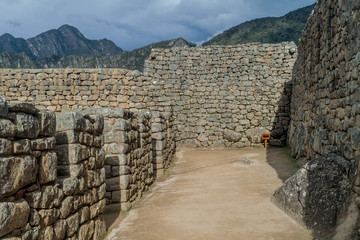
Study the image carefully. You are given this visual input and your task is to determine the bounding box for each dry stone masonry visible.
[144,43,297,148]
[273,0,360,239]
[0,99,107,240]
[0,42,297,148]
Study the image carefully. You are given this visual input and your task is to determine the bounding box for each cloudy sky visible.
[0,0,316,51]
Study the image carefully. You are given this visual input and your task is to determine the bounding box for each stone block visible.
[245,127,269,143]
[92,135,104,147]
[105,131,127,143]
[113,119,129,131]
[38,225,54,240]
[78,220,94,240]
[55,144,90,165]
[79,132,93,146]
[39,151,57,184]
[14,113,40,138]
[223,129,242,142]
[93,215,107,240]
[69,163,85,178]
[31,137,56,150]
[66,213,79,237]
[0,96,8,117]
[60,196,74,219]
[38,209,60,227]
[37,110,56,136]
[0,156,37,199]
[13,139,31,154]
[55,130,80,144]
[0,138,11,155]
[110,143,129,154]
[0,199,30,238]
[56,112,85,132]
[79,206,90,224]
[62,177,79,196]
[0,119,16,137]
[90,199,106,219]
[87,114,104,134]
[9,102,39,114]
[53,220,66,240]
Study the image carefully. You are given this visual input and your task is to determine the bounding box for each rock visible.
[245,127,269,143]
[55,144,90,165]
[269,139,284,147]
[39,151,57,184]
[79,206,90,224]
[9,103,39,114]
[65,213,79,237]
[14,113,40,138]
[56,112,85,132]
[38,226,54,240]
[272,153,354,239]
[93,215,106,240]
[0,200,30,238]
[89,199,106,219]
[37,110,56,136]
[87,115,104,134]
[78,220,94,240]
[62,177,79,196]
[223,129,242,142]
[60,196,74,219]
[0,119,16,137]
[13,139,31,154]
[0,156,37,199]
[38,209,60,227]
[31,137,56,151]
[0,96,8,117]
[0,138,12,155]
[53,220,66,240]
[237,156,255,165]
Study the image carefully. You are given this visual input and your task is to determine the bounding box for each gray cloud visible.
[0,0,317,50]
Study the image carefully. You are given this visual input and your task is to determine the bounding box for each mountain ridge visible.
[202,4,315,46]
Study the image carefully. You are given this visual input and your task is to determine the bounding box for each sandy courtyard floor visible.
[105,147,312,240]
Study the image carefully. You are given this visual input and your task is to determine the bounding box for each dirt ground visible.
[105,147,312,240]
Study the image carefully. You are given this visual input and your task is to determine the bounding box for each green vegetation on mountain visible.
[203,4,315,46]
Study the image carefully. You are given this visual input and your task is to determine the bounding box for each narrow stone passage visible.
[105,148,312,240]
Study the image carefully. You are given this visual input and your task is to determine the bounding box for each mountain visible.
[0,37,195,71]
[0,25,123,60]
[202,4,315,46]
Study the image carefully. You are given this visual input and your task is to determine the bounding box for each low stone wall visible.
[273,0,360,239]
[76,108,175,211]
[0,99,106,240]
[151,111,176,176]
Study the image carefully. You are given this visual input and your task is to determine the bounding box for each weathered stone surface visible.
[65,213,79,237]
[89,199,106,219]
[0,119,16,137]
[55,144,90,164]
[38,209,60,227]
[56,112,85,132]
[245,127,269,143]
[37,111,56,136]
[13,139,31,154]
[60,196,74,219]
[53,220,66,240]
[223,129,242,142]
[55,130,80,144]
[78,220,94,240]
[273,154,355,239]
[38,226,54,240]
[62,177,79,196]
[0,156,37,198]
[93,215,106,240]
[0,200,30,238]
[31,137,55,150]
[38,151,57,184]
[9,103,39,114]
[14,113,40,138]
[0,96,8,117]
[0,138,12,155]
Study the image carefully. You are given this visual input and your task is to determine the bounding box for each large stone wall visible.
[0,99,107,240]
[144,43,297,147]
[0,42,297,148]
[273,0,360,239]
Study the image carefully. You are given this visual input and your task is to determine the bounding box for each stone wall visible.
[0,42,297,148]
[0,99,107,240]
[76,108,175,211]
[273,0,360,239]
[144,43,297,147]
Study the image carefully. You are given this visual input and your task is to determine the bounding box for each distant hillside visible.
[203,4,315,46]
[0,37,195,71]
